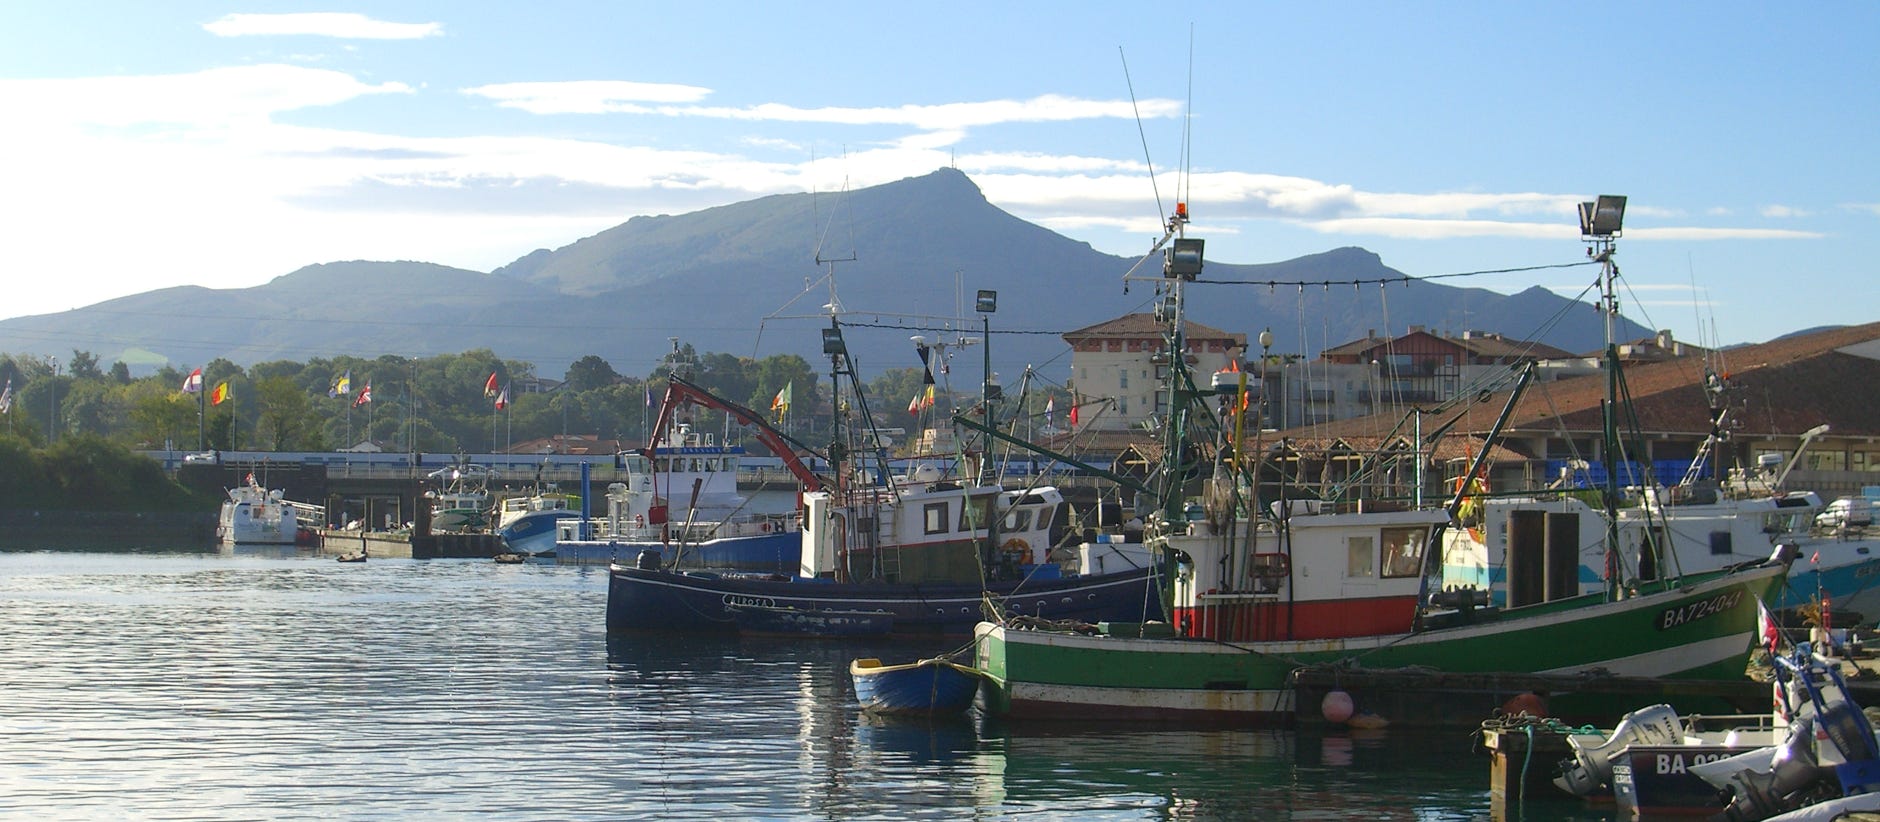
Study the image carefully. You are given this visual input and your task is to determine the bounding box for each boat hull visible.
[734,604,894,637]
[498,510,577,555]
[556,530,800,572]
[974,563,1786,725]
[851,657,982,715]
[606,563,1164,637]
[1612,744,1754,818]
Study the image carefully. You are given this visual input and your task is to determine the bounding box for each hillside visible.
[0,169,1651,379]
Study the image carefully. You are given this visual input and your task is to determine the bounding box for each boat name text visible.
[723,594,777,609]
[1657,591,1743,631]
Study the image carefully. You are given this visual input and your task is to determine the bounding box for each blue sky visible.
[2,2,1874,350]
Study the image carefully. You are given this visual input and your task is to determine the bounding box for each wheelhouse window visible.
[1381,525,1429,578]
[1002,509,1033,532]
[959,495,996,532]
[923,502,949,535]
[1346,536,1375,578]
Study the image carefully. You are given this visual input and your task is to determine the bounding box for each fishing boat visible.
[974,196,1796,725]
[495,488,578,556]
[553,380,801,570]
[606,328,1163,637]
[217,473,305,546]
[425,461,494,533]
[851,656,983,716]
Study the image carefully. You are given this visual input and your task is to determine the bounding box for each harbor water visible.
[1,544,1613,820]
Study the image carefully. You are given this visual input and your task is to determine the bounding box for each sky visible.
[2,2,1875,355]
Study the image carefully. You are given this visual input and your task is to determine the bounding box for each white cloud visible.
[1760,204,1810,218]
[464,80,715,113]
[474,88,1182,132]
[0,64,411,127]
[1844,203,1880,217]
[203,13,442,40]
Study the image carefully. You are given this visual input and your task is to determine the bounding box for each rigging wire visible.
[1119,47,1166,228]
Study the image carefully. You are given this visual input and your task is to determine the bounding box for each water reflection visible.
[0,548,1612,820]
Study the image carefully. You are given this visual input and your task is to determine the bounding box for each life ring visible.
[634,514,645,528]
[1000,537,1030,562]
[761,521,772,533]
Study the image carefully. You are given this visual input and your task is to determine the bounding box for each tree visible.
[254,375,316,450]
[564,355,620,393]
[67,350,103,380]
[109,361,131,384]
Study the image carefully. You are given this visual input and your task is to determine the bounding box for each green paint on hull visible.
[976,564,1785,719]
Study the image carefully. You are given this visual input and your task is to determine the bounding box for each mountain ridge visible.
[0,168,1657,378]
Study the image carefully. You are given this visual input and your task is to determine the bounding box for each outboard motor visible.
[636,549,662,571]
[1554,703,1684,796]
[1707,644,1880,821]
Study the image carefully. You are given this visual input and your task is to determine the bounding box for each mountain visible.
[0,168,1651,379]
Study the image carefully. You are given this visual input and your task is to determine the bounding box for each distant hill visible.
[0,168,1653,379]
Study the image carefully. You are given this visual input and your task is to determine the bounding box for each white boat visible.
[425,462,494,532]
[217,474,305,546]
[553,412,800,570]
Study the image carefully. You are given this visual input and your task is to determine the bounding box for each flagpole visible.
[198,376,206,451]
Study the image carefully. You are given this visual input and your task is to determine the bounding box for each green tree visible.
[67,350,103,380]
[564,355,620,392]
[254,375,316,450]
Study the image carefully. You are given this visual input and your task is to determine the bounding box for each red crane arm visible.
[647,376,825,493]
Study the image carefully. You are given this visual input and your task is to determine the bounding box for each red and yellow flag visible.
[210,381,230,406]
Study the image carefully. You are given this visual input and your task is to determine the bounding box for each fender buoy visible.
[1321,690,1354,723]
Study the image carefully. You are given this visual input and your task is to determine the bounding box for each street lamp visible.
[976,290,997,484]
[48,355,58,443]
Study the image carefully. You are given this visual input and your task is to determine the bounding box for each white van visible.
[1816,496,1880,530]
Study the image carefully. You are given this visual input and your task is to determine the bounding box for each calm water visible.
[0,544,1613,820]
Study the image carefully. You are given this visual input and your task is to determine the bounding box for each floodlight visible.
[1589,195,1626,236]
[975,289,998,314]
[822,326,847,355]
[1165,238,1205,279]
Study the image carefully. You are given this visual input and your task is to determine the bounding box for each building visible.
[1278,321,1880,502]
[1062,313,1245,434]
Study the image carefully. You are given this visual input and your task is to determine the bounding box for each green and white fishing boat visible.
[973,195,1794,724]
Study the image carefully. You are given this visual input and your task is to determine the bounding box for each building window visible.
[1120,396,1129,415]
[923,502,949,535]
[1119,370,1128,389]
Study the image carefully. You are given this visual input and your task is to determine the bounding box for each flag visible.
[0,379,11,414]
[1758,600,1780,654]
[210,381,230,406]
[181,368,203,394]
[645,384,652,407]
[771,382,792,414]
[484,371,499,397]
[907,385,934,414]
[329,371,351,398]
[1068,401,1079,427]
[354,383,372,407]
[495,385,509,411]
[1044,396,1054,425]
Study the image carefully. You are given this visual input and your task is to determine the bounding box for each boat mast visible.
[1580,195,1627,599]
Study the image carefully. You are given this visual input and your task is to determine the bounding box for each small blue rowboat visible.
[730,603,895,638]
[850,657,983,716]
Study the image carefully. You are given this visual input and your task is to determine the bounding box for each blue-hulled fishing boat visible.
[851,657,983,716]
